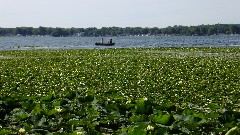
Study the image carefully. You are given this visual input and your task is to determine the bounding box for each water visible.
[0,35,240,50]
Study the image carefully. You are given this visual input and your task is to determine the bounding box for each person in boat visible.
[109,38,112,44]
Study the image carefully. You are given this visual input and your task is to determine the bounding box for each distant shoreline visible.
[1,24,240,37]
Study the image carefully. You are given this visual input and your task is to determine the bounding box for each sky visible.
[0,0,240,28]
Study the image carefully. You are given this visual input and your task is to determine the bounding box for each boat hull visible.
[95,42,115,46]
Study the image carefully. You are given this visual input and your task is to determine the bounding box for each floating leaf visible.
[150,114,174,126]
[129,114,147,122]
[225,126,240,135]
[208,103,221,110]
[0,129,9,134]
[40,95,52,102]
[38,115,47,127]
[65,91,76,100]
[127,124,148,135]
[135,98,152,114]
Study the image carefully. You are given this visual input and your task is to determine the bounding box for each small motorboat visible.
[95,42,115,46]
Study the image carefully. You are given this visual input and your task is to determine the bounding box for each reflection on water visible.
[0,35,240,50]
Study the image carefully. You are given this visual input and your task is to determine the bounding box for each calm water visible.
[0,35,240,50]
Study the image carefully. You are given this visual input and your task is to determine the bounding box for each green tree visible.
[208,26,217,35]
[15,27,23,35]
[229,25,239,34]
[51,28,61,37]
[69,27,75,36]
[0,28,6,36]
[38,26,47,35]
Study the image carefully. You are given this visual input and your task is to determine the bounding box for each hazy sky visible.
[0,0,239,28]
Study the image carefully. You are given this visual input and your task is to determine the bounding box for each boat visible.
[95,42,115,46]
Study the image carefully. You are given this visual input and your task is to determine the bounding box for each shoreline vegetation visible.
[0,47,240,134]
[0,24,240,37]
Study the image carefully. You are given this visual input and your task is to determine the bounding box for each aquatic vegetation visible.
[0,47,240,134]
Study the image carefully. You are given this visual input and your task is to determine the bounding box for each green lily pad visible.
[150,114,174,126]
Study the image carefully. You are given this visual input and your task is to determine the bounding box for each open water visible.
[0,35,240,50]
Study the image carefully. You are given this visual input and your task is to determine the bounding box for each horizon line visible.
[1,23,240,29]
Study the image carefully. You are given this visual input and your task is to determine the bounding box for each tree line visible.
[0,24,240,37]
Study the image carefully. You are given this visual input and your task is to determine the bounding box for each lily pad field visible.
[0,47,240,134]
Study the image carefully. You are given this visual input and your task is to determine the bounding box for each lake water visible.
[0,35,240,50]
